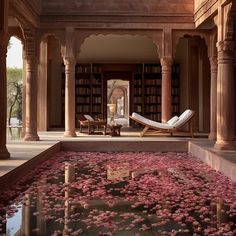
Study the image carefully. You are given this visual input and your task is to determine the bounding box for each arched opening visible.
[75,34,161,129]
[6,36,23,139]
[107,80,129,126]
[46,35,64,130]
[174,35,210,134]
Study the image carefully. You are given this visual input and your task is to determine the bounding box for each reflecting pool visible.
[0,152,235,236]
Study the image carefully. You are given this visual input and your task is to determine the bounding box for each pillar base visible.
[23,133,40,141]
[208,132,216,140]
[0,147,10,159]
[64,131,77,137]
[214,140,236,150]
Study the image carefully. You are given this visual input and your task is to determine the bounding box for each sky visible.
[7,37,23,68]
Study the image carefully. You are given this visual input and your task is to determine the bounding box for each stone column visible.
[208,56,217,140]
[0,32,10,159]
[214,40,235,150]
[37,38,48,131]
[63,58,76,137]
[23,55,39,141]
[161,57,172,122]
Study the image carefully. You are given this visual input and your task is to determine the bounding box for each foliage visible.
[7,68,23,125]
[107,80,117,103]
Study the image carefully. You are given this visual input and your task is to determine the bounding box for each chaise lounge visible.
[130,109,195,137]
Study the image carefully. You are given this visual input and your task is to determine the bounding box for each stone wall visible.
[42,0,194,14]
[194,0,207,11]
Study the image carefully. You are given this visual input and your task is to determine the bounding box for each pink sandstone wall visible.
[42,0,194,14]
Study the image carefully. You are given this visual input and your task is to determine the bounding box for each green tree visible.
[7,68,23,125]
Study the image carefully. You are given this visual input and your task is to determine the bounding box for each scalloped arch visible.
[173,31,210,58]
[76,32,161,61]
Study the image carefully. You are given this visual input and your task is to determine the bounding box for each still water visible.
[0,152,235,236]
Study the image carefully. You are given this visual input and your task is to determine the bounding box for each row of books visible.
[76,87,90,94]
[145,105,161,113]
[172,105,179,113]
[76,104,102,113]
[76,97,102,103]
[133,97,142,103]
[144,65,161,73]
[145,87,161,94]
[144,79,161,86]
[172,88,179,95]
[146,113,161,122]
[172,96,180,103]
[145,96,161,103]
[76,78,90,85]
[92,87,102,94]
[76,105,90,113]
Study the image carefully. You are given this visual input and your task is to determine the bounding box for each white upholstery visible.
[131,109,194,130]
[173,109,194,128]
[131,112,173,129]
[131,109,194,137]
[166,116,179,125]
[84,114,94,121]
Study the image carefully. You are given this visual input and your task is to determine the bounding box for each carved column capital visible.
[217,40,234,52]
[161,57,172,66]
[63,57,76,67]
[217,40,234,64]
[161,57,173,74]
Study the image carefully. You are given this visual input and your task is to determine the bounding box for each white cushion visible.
[173,109,194,128]
[167,116,179,125]
[84,114,94,121]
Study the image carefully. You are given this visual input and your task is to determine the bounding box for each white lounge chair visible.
[130,109,195,137]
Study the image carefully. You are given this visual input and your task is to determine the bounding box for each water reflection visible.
[0,152,235,235]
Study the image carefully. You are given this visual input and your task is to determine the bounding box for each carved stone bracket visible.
[217,40,234,63]
[161,57,172,73]
[63,57,76,79]
[172,30,210,58]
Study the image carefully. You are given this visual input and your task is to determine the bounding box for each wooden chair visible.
[77,114,107,135]
[130,109,195,137]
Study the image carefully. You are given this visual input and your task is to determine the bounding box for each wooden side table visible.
[105,124,122,136]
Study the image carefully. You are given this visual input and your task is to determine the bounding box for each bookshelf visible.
[75,63,103,119]
[143,64,162,121]
[171,64,180,116]
[131,63,180,124]
[133,64,143,114]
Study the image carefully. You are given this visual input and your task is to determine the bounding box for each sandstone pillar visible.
[23,55,39,141]
[0,32,10,159]
[161,57,172,122]
[208,56,217,140]
[214,41,235,149]
[63,58,76,137]
[37,38,48,131]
